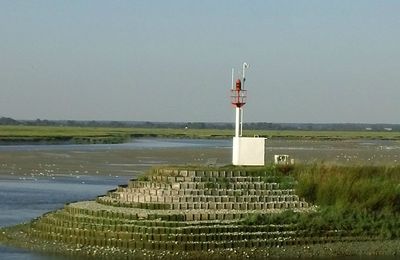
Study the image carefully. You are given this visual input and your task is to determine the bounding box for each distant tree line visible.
[1,116,399,131]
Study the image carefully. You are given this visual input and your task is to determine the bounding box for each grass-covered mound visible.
[0,164,399,259]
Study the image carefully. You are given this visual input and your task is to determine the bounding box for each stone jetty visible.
[2,165,399,259]
[4,166,379,259]
[27,167,313,252]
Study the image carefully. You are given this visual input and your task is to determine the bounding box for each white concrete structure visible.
[231,63,265,166]
[233,137,265,166]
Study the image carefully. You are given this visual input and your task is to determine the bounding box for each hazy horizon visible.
[4,117,400,127]
[1,1,400,124]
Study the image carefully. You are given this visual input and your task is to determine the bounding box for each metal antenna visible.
[242,62,249,89]
[231,68,234,89]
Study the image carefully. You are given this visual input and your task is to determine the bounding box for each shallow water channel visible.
[0,138,399,259]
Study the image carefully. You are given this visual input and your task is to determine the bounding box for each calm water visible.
[0,138,231,152]
[0,138,399,259]
[0,175,131,259]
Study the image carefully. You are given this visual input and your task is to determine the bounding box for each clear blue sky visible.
[1,1,399,123]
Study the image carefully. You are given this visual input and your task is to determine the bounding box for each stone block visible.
[217,213,224,220]
[196,171,205,177]
[225,203,233,210]
[192,242,201,251]
[208,203,216,210]
[180,170,188,177]
[138,195,145,203]
[225,213,234,220]
[186,214,193,221]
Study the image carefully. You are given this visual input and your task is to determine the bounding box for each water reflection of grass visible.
[1,125,400,144]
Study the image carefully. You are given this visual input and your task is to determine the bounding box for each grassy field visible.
[1,125,400,144]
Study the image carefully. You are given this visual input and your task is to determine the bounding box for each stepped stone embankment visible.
[1,166,390,259]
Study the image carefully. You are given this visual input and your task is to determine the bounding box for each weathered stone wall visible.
[23,167,366,253]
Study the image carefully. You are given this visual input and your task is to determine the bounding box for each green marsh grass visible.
[295,164,400,214]
[2,125,400,144]
[242,164,400,239]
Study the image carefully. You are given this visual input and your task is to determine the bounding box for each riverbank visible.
[1,125,400,145]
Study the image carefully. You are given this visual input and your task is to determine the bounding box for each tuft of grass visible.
[241,208,400,239]
[239,164,400,239]
[294,164,400,214]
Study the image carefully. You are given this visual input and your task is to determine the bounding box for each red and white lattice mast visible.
[231,62,249,138]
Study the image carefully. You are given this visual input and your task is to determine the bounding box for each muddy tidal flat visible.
[0,138,400,180]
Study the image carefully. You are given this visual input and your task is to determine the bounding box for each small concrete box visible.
[232,137,266,166]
